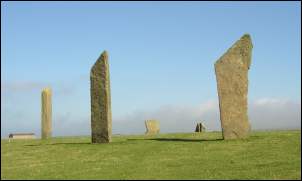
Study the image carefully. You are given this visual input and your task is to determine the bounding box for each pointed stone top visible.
[241,33,251,40]
[92,50,108,67]
[102,50,108,56]
[91,50,109,76]
[238,33,252,48]
[99,50,108,61]
[215,34,253,69]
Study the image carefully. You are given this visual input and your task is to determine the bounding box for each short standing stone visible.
[195,122,206,132]
[90,51,112,143]
[41,88,52,139]
[214,34,252,140]
[145,120,160,135]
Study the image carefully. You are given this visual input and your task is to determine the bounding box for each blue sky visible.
[1,2,301,137]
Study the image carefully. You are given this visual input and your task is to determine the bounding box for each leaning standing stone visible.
[90,51,112,143]
[41,88,52,139]
[214,34,253,140]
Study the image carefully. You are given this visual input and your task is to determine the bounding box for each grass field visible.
[1,130,301,179]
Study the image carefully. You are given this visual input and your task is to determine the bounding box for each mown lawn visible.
[1,130,301,179]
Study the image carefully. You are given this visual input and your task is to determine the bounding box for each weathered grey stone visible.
[41,88,52,139]
[214,34,253,140]
[90,51,112,143]
[195,122,205,132]
[145,120,160,135]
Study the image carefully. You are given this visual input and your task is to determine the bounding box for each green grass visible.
[1,130,301,180]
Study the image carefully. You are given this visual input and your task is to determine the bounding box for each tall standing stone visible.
[41,88,52,139]
[214,34,253,140]
[90,51,112,143]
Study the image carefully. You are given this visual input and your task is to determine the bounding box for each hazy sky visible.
[1,2,301,137]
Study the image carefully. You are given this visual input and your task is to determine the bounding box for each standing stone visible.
[145,120,160,135]
[195,122,205,132]
[214,34,253,140]
[195,123,200,132]
[41,88,52,139]
[90,51,112,143]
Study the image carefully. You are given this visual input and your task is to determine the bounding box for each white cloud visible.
[1,81,47,92]
[112,98,301,135]
[1,97,300,138]
[249,98,301,130]
[254,98,289,106]
[112,100,219,135]
[1,81,76,96]
[52,113,90,137]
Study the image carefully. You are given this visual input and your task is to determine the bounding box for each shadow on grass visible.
[24,141,129,146]
[24,138,224,146]
[25,142,91,146]
[127,138,223,142]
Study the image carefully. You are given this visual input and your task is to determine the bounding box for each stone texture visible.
[90,51,112,143]
[195,122,205,132]
[145,120,160,135]
[41,88,52,139]
[214,34,253,140]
